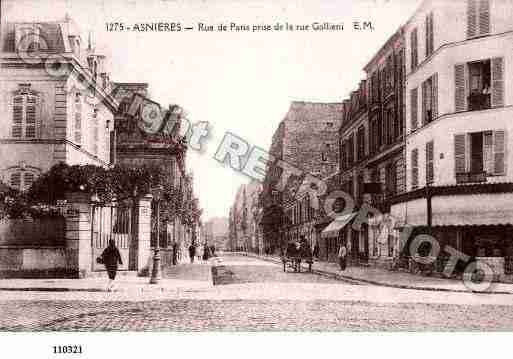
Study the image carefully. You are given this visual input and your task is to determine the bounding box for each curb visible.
[0,262,217,293]
[246,253,513,295]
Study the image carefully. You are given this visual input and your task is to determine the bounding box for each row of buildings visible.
[0,11,202,274]
[228,180,264,253]
[249,0,513,279]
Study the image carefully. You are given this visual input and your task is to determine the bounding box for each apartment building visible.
[363,27,407,268]
[390,0,513,277]
[261,101,343,253]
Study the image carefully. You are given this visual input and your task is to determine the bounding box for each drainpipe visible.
[426,185,432,234]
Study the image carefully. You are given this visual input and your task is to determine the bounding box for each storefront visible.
[391,188,513,278]
[320,213,357,262]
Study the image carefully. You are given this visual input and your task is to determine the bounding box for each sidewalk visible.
[0,261,214,293]
[247,253,513,294]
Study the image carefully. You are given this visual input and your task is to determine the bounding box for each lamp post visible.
[150,185,164,284]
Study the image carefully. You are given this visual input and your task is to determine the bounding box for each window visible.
[347,134,355,166]
[455,58,503,112]
[411,148,419,190]
[425,12,434,57]
[92,108,99,155]
[422,73,438,125]
[426,141,434,185]
[385,55,394,95]
[371,71,380,103]
[74,112,82,144]
[10,173,21,189]
[410,87,418,131]
[340,139,347,170]
[12,90,39,139]
[410,28,418,71]
[357,126,365,161]
[467,0,490,39]
[9,171,37,191]
[24,172,35,189]
[384,107,395,145]
[14,24,40,52]
[454,130,505,180]
[385,162,397,197]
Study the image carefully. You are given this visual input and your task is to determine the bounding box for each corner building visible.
[391,0,513,278]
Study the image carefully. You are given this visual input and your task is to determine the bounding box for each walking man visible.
[338,243,347,271]
[100,239,123,291]
[188,244,196,264]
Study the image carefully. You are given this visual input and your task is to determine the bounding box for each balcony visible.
[468,93,491,112]
[455,171,487,184]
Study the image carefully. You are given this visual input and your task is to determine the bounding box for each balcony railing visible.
[456,171,487,184]
[468,93,491,111]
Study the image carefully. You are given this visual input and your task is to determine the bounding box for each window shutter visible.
[491,57,504,108]
[479,0,490,35]
[421,81,427,126]
[467,0,477,38]
[23,172,35,190]
[429,13,435,55]
[494,130,506,175]
[410,87,418,130]
[426,141,434,185]
[12,95,23,138]
[25,95,37,138]
[455,64,467,112]
[74,112,82,144]
[10,173,21,189]
[411,148,419,190]
[410,29,418,71]
[425,15,430,58]
[483,131,494,174]
[454,134,467,174]
[431,73,438,119]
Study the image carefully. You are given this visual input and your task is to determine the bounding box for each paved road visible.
[1,254,513,331]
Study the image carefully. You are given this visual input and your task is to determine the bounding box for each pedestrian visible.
[203,245,211,261]
[313,241,320,259]
[188,244,196,263]
[172,242,178,265]
[338,243,347,271]
[99,239,123,291]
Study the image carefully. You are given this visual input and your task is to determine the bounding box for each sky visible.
[4,0,422,221]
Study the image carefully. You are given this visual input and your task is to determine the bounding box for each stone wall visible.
[0,246,75,278]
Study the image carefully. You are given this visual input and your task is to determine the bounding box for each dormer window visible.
[14,24,41,53]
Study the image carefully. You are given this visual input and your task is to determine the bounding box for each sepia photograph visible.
[0,0,513,356]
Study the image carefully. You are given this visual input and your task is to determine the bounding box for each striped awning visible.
[321,213,357,238]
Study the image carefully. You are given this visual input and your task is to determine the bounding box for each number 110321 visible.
[53,345,83,354]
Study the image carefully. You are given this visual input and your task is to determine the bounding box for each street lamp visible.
[150,185,164,284]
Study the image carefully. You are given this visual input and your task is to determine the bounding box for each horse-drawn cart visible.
[281,243,313,273]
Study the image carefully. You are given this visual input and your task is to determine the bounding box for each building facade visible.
[229,180,263,253]
[391,0,513,277]
[363,27,407,268]
[261,101,343,253]
[0,17,118,189]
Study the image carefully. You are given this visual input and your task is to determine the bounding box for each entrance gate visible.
[91,201,133,271]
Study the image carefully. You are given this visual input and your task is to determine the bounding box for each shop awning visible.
[321,212,357,238]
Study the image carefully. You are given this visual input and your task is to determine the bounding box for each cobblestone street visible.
[1,255,513,331]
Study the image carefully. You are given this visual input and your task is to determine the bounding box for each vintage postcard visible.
[0,0,512,356]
